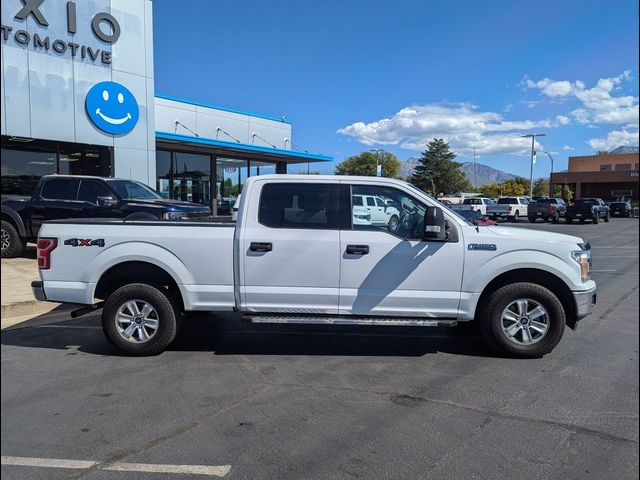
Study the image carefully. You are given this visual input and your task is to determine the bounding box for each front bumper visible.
[31,281,46,301]
[573,285,597,319]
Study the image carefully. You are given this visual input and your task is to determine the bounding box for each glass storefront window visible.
[1,148,56,195]
[155,150,211,206]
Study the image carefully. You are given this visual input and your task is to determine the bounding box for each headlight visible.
[572,246,592,282]
[163,212,184,220]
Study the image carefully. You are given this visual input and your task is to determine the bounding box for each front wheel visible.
[478,282,565,358]
[102,283,179,355]
[604,213,610,223]
[552,213,560,224]
[593,215,599,224]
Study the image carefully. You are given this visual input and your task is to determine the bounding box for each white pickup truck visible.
[487,197,530,222]
[32,175,596,358]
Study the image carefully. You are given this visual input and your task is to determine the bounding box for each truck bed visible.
[38,219,236,309]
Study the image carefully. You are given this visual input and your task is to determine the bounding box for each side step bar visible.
[245,315,458,327]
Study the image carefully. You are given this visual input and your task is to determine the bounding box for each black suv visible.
[2,175,211,258]
[609,202,635,218]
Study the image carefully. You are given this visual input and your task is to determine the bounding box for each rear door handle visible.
[250,242,272,252]
[346,244,369,255]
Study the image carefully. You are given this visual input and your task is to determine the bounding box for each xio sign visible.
[1,0,121,65]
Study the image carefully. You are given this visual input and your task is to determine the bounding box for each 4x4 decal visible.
[64,238,105,247]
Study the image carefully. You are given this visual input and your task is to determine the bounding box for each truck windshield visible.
[107,180,162,200]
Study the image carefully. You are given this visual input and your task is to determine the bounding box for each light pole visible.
[370,148,384,177]
[521,133,546,199]
[540,150,555,196]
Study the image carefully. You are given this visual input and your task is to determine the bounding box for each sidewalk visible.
[1,245,60,326]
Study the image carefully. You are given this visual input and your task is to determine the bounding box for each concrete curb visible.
[1,300,61,319]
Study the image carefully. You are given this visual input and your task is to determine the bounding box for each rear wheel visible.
[511,211,519,223]
[552,213,560,224]
[388,215,399,233]
[478,282,565,358]
[102,283,179,355]
[1,220,24,258]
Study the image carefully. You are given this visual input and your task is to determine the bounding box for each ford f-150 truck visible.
[565,198,610,224]
[486,197,529,222]
[32,175,597,358]
[528,197,567,223]
[2,175,211,258]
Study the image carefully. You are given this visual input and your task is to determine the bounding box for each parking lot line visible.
[1,456,231,477]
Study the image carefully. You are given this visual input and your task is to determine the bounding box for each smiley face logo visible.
[85,81,139,135]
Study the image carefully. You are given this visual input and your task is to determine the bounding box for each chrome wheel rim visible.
[115,299,159,343]
[1,229,10,250]
[388,217,399,232]
[500,298,549,346]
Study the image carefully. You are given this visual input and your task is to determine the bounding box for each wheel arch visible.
[1,207,27,237]
[474,268,577,329]
[94,261,184,311]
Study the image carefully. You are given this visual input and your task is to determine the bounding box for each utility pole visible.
[543,151,555,196]
[521,133,546,199]
[473,147,477,190]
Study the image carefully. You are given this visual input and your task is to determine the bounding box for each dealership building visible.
[1,0,331,214]
[550,147,639,203]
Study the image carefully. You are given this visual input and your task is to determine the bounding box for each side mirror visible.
[97,196,118,207]
[423,206,447,241]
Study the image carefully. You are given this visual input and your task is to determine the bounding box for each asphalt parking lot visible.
[1,218,638,480]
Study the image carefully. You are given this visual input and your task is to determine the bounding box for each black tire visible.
[102,283,179,356]
[478,282,565,358]
[580,218,586,224]
[565,217,573,224]
[1,220,25,258]
[604,213,610,223]
[593,215,599,224]
[552,213,560,224]
[388,215,399,233]
[528,216,536,223]
[513,211,519,223]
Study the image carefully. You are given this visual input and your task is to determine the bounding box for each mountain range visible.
[400,157,517,186]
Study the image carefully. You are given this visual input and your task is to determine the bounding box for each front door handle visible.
[250,242,272,252]
[346,244,369,255]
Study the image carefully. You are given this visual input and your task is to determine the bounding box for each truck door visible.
[30,178,81,236]
[76,180,120,219]
[339,183,465,318]
[239,181,342,314]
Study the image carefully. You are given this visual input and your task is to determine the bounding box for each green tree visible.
[553,183,574,203]
[334,151,401,178]
[480,182,503,199]
[410,138,471,195]
[596,150,609,155]
[499,177,529,196]
[532,178,549,197]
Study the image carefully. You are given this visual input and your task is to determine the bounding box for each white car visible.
[352,194,401,231]
[33,175,596,358]
[462,197,495,216]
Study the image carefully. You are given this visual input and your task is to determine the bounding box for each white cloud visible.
[563,145,575,151]
[526,71,639,127]
[556,115,570,125]
[587,127,639,151]
[337,103,550,156]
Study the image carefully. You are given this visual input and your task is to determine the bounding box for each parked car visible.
[609,201,635,218]
[1,175,211,258]
[566,198,610,224]
[528,198,567,223]
[462,197,495,215]
[352,193,401,231]
[33,174,596,358]
[456,208,498,226]
[438,199,453,208]
[486,197,529,222]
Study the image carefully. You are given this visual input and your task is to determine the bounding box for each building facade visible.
[1,0,330,214]
[551,148,639,202]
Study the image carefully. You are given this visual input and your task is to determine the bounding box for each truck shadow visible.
[1,310,499,358]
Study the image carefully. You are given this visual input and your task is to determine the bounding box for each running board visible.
[245,315,458,327]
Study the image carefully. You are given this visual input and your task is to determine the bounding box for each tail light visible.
[507,205,512,212]
[37,238,57,270]
[549,205,557,212]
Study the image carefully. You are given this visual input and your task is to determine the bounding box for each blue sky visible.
[153,0,639,177]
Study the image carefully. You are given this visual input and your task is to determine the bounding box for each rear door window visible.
[40,178,80,200]
[258,183,339,229]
